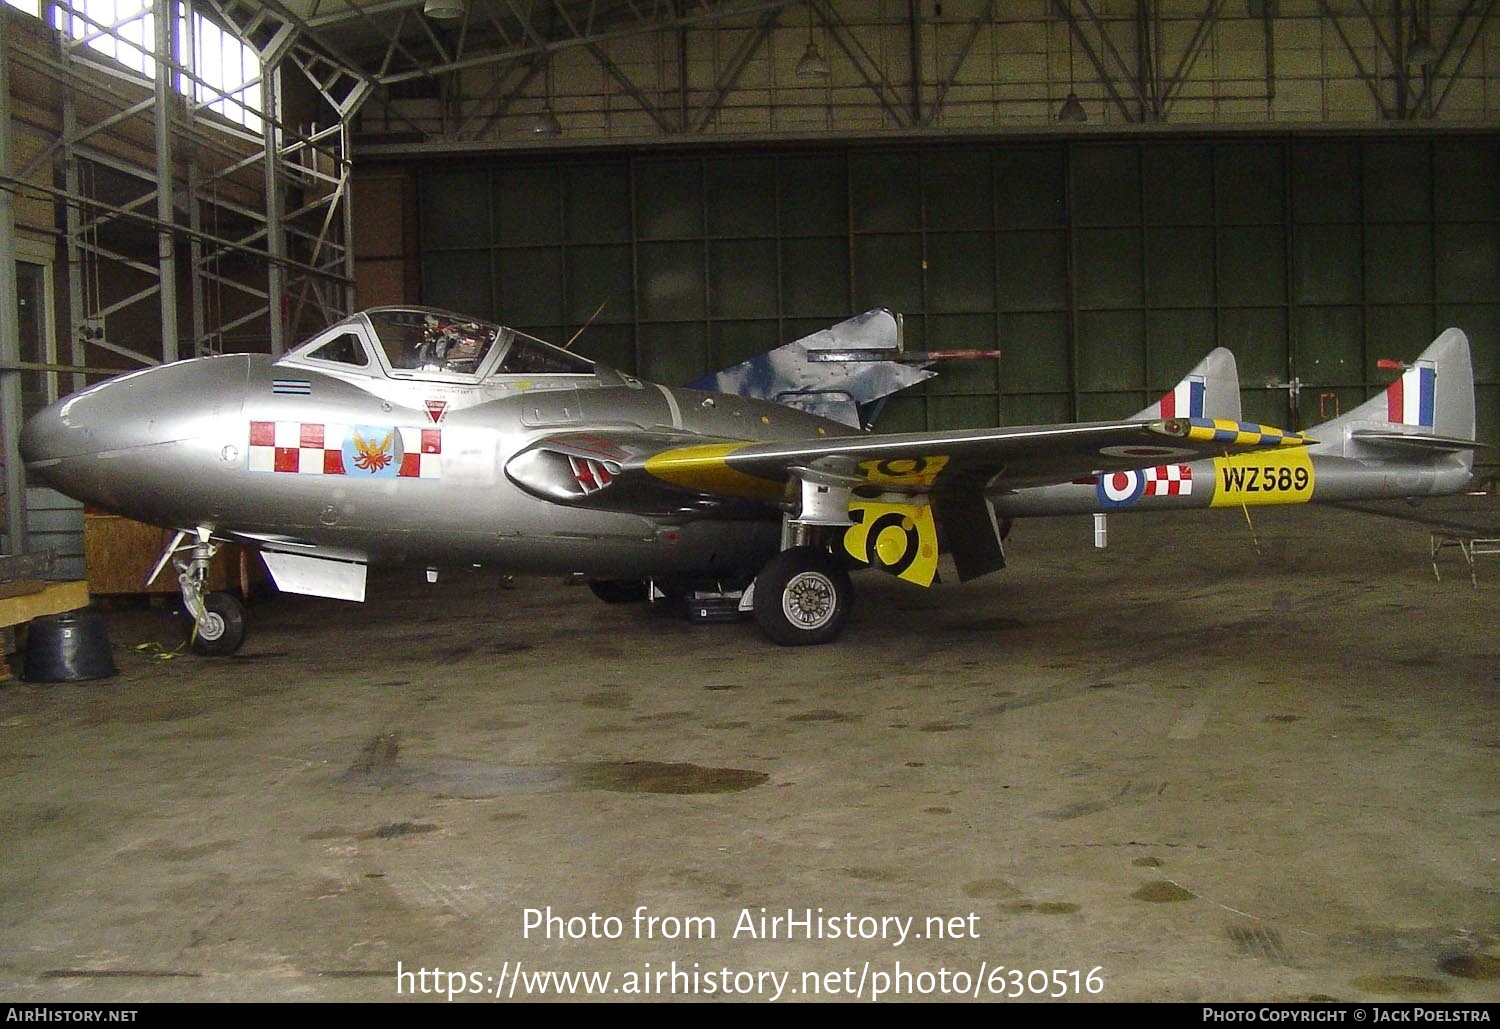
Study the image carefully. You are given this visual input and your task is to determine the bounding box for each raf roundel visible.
[1097,469,1145,507]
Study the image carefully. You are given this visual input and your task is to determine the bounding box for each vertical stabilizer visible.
[1309,328,1476,452]
[1300,328,1479,498]
[1131,348,1241,422]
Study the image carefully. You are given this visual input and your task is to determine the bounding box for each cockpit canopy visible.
[280,307,596,382]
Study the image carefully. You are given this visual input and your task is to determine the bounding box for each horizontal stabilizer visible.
[1347,431,1485,454]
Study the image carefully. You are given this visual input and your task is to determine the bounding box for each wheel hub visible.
[783,571,835,629]
[198,612,226,641]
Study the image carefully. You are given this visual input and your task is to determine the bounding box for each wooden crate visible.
[84,514,259,596]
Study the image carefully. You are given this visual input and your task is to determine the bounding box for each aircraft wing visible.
[508,416,1311,506]
[507,416,1309,585]
[506,416,1311,587]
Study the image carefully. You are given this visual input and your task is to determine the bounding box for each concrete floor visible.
[1,500,1496,1004]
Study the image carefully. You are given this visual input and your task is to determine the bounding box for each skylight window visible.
[4,0,262,133]
[185,6,263,132]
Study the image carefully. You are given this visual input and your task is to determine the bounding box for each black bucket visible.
[23,610,117,682]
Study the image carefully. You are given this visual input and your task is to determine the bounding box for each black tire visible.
[752,547,853,646]
[189,592,247,656]
[588,579,650,604]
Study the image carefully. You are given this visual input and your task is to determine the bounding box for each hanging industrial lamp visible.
[1406,0,1437,64]
[530,107,562,138]
[530,56,562,138]
[1058,12,1087,123]
[795,4,830,79]
[423,0,466,20]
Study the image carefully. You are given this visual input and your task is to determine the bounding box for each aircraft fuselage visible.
[22,350,848,583]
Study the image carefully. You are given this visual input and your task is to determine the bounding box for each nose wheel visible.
[189,591,247,656]
[752,546,852,646]
[161,528,249,656]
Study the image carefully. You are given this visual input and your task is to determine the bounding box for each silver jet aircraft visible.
[19,306,1466,654]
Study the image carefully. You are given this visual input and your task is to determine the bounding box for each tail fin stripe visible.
[1418,365,1435,427]
[1158,378,1206,420]
[1184,379,1205,418]
[1387,364,1436,427]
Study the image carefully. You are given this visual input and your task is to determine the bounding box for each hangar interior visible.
[0,0,1497,1005]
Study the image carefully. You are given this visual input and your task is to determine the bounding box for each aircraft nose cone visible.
[20,356,253,491]
[19,400,75,486]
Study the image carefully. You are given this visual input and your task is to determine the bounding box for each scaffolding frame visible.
[0,0,370,552]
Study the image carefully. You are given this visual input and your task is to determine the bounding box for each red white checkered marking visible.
[1142,464,1192,497]
[247,421,441,478]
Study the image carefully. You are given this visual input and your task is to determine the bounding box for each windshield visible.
[496,332,597,376]
[368,309,504,376]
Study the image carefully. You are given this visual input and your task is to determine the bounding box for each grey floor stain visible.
[363,822,439,839]
[578,761,768,794]
[1440,955,1500,980]
[962,878,1022,900]
[42,978,202,984]
[787,709,854,723]
[1003,901,1081,915]
[346,733,399,776]
[1044,800,1109,820]
[1350,974,1451,997]
[632,710,694,723]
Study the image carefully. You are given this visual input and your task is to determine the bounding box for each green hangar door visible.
[418,137,1497,470]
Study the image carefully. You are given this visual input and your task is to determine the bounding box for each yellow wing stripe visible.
[643,443,784,500]
[1181,418,1315,448]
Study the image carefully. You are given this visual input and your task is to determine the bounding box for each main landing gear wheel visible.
[189,591,247,656]
[752,546,852,646]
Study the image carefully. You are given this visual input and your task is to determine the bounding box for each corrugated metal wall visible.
[417,135,1497,468]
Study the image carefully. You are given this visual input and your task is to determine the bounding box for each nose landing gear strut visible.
[149,528,248,656]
